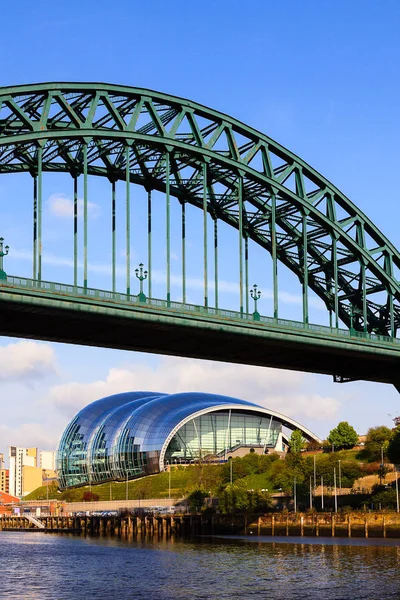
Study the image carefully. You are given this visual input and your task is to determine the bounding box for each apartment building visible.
[9,446,42,497]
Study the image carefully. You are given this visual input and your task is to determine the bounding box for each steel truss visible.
[0,82,399,336]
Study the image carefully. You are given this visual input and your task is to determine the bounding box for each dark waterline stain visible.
[209,534,400,547]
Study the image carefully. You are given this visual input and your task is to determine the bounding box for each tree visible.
[187,488,209,513]
[288,430,304,453]
[388,427,400,465]
[269,459,304,493]
[327,421,358,450]
[371,489,398,510]
[221,456,254,483]
[340,460,362,488]
[218,484,272,514]
[305,439,321,451]
[364,426,392,462]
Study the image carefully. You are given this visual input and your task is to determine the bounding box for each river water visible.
[1,532,399,599]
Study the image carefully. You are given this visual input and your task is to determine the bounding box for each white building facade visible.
[40,451,56,471]
[8,446,38,497]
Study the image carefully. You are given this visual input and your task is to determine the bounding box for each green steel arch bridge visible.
[0,82,399,388]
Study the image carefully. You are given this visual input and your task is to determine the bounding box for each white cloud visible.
[47,193,100,219]
[45,357,340,428]
[0,422,61,451]
[0,341,58,383]
[10,248,125,277]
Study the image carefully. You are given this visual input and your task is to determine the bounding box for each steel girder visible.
[0,82,399,336]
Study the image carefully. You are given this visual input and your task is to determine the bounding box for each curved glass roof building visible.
[57,391,320,489]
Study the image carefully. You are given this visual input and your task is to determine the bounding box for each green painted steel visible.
[166,151,171,306]
[111,180,116,293]
[73,175,78,287]
[37,146,43,282]
[147,189,152,299]
[83,143,88,290]
[181,199,186,304]
[214,216,218,309]
[125,147,131,297]
[0,239,9,280]
[1,82,400,376]
[0,275,399,385]
[203,162,208,308]
[33,176,37,281]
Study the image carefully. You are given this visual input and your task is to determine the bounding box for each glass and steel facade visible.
[57,391,319,489]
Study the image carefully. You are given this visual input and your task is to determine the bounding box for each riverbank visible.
[3,511,400,539]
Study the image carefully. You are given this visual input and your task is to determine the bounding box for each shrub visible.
[82,491,100,502]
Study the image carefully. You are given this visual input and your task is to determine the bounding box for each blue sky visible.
[1,0,400,456]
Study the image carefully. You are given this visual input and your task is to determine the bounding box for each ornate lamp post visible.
[135,263,148,302]
[0,237,9,281]
[250,284,261,321]
[349,303,362,334]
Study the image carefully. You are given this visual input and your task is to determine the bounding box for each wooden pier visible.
[2,512,400,539]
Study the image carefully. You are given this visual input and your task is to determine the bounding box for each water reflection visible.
[0,532,399,599]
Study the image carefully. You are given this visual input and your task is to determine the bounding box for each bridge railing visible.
[2,275,399,347]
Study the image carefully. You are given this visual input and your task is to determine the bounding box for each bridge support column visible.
[125,146,131,297]
[214,216,218,309]
[203,161,208,308]
[33,175,37,280]
[73,174,78,286]
[302,211,309,325]
[83,142,88,289]
[181,199,186,304]
[166,151,171,305]
[37,146,43,282]
[238,174,243,316]
[148,189,152,298]
[271,192,278,320]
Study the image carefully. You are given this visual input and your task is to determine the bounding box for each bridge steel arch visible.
[1,83,400,386]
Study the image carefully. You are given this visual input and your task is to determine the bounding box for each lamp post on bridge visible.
[0,237,9,281]
[349,303,362,334]
[135,263,148,302]
[250,284,261,321]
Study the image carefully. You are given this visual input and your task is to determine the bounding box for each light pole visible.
[166,460,171,500]
[396,467,399,514]
[230,459,233,486]
[334,467,338,513]
[135,263,148,302]
[250,284,261,321]
[380,445,385,485]
[126,470,129,502]
[338,460,342,495]
[321,476,324,511]
[45,470,49,510]
[293,476,297,513]
[309,476,313,510]
[313,454,316,490]
[0,237,9,281]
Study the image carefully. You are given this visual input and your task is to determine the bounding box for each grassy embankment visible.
[25,463,264,502]
[24,448,387,504]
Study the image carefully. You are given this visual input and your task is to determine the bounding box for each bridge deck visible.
[1,276,399,386]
